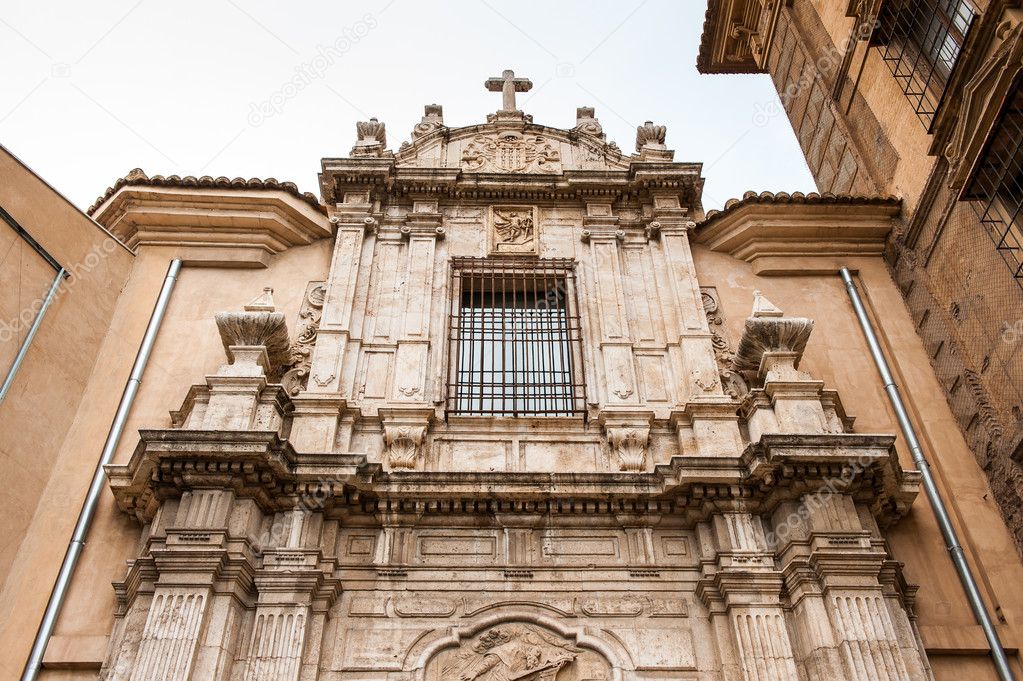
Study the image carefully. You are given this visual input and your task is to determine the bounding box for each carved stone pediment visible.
[391,121,632,174]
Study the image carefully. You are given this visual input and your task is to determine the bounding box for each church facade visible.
[3,71,1023,680]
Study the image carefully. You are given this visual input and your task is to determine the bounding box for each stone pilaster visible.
[241,544,340,681]
[698,512,801,681]
[774,493,928,681]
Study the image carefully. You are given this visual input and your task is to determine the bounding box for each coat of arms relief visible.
[461,131,562,173]
[432,624,610,681]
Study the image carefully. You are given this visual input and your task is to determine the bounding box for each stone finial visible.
[352,117,387,156]
[751,290,784,318]
[244,287,276,312]
[574,106,603,137]
[214,291,291,376]
[412,104,445,140]
[636,121,667,152]
[731,304,814,386]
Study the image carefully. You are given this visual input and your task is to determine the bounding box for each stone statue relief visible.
[489,206,538,255]
[431,624,609,681]
[493,209,534,246]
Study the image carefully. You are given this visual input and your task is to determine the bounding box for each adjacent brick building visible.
[700,0,1023,551]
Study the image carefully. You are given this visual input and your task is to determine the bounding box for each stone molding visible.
[107,429,918,528]
[694,194,901,274]
[89,182,331,267]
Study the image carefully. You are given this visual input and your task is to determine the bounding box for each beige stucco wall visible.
[0,236,332,678]
[0,146,134,623]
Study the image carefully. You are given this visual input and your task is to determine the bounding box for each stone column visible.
[118,489,258,681]
[240,543,340,681]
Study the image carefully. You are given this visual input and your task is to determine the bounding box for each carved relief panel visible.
[488,205,539,255]
[426,623,611,681]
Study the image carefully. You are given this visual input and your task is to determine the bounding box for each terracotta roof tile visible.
[699,191,901,227]
[87,168,325,215]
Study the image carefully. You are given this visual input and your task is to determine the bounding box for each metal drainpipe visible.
[0,267,66,403]
[840,267,1017,681]
[21,259,182,681]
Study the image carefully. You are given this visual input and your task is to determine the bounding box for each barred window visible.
[871,0,976,129]
[447,257,585,417]
[962,76,1023,279]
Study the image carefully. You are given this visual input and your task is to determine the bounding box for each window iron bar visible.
[447,257,586,417]
[871,0,976,130]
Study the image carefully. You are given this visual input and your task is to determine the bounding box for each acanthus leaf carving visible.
[281,282,325,396]
[607,426,649,472]
[382,424,427,470]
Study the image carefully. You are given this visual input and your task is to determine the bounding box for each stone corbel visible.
[601,411,654,472]
[379,408,433,471]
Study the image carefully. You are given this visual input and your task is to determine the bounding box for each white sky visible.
[0,0,815,212]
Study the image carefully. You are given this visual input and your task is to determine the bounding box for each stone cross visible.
[485,69,532,112]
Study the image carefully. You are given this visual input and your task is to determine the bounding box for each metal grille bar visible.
[871,0,976,129]
[963,76,1023,282]
[447,257,586,417]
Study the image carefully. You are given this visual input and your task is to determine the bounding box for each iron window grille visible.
[447,257,586,417]
[871,0,976,130]
[962,75,1023,280]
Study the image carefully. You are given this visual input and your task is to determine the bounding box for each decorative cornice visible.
[694,192,901,274]
[89,171,332,267]
[107,429,918,529]
[697,0,767,75]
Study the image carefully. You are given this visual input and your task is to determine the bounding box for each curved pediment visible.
[394,120,633,173]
